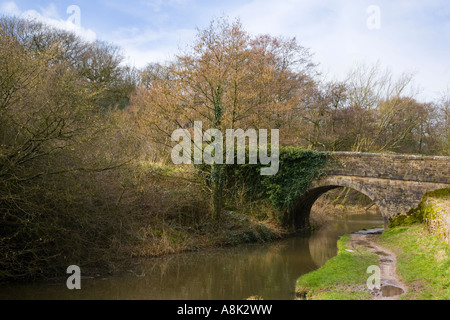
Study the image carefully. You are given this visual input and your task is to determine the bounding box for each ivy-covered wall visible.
[224,148,329,222]
[262,148,329,211]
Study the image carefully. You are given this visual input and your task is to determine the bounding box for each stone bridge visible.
[286,152,450,231]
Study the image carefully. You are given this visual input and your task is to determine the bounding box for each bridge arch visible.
[282,152,450,232]
[281,152,450,233]
[285,176,388,232]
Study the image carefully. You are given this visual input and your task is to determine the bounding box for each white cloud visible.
[0,1,97,42]
[230,0,450,101]
[39,3,59,20]
[121,46,176,68]
[107,26,197,68]
[2,0,447,100]
[0,1,20,15]
[113,0,449,100]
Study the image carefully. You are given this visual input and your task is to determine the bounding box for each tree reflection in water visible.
[0,213,383,300]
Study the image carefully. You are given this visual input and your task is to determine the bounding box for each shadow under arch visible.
[285,176,388,233]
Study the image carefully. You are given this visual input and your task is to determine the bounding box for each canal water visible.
[0,212,384,300]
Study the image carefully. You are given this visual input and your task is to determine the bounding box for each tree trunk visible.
[211,163,225,220]
[211,86,224,221]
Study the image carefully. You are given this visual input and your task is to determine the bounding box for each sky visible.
[1,0,449,102]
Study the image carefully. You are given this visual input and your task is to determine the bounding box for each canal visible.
[0,212,384,300]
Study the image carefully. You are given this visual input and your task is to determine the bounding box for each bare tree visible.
[131,17,316,219]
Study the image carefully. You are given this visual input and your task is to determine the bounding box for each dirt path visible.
[349,231,407,300]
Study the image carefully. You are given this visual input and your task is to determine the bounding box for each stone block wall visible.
[288,152,450,231]
[325,152,450,184]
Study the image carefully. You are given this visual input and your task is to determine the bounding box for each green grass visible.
[295,188,450,300]
[295,235,379,300]
[378,224,450,300]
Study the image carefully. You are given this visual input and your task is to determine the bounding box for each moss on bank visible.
[389,188,450,240]
[295,235,378,300]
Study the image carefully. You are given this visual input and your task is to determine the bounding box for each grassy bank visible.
[379,188,450,299]
[377,224,450,300]
[296,188,450,300]
[121,163,288,259]
[295,235,378,300]
[295,224,450,300]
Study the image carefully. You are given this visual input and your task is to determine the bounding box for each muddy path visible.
[349,230,407,300]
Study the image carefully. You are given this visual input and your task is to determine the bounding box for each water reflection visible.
[309,214,385,266]
[0,212,383,300]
